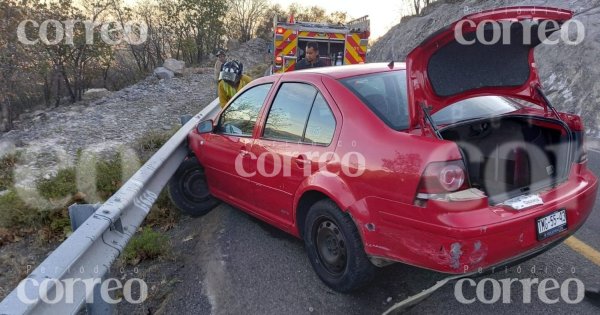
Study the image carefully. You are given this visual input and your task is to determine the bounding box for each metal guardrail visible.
[0,99,221,315]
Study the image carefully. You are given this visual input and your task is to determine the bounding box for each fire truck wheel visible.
[168,157,220,217]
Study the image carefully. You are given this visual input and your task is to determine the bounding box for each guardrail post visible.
[69,204,115,315]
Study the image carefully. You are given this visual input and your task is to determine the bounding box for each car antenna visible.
[387,60,394,69]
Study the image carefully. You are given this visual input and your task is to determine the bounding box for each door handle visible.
[240,149,251,157]
[295,155,311,168]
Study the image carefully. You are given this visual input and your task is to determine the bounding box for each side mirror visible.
[197,119,214,134]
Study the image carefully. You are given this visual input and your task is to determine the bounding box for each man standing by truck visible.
[214,50,226,96]
[296,42,326,70]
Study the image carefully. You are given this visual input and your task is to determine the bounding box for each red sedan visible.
[169,6,598,292]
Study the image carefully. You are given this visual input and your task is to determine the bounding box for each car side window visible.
[264,83,317,142]
[218,83,272,136]
[304,93,336,145]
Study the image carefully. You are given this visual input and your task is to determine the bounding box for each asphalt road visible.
[155,150,600,314]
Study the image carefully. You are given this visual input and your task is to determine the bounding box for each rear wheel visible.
[303,199,376,292]
[168,157,219,217]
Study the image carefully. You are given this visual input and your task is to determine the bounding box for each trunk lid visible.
[406,6,573,129]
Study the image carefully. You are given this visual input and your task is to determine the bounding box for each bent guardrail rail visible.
[0,99,221,315]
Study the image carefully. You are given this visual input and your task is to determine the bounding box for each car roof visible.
[280,62,407,80]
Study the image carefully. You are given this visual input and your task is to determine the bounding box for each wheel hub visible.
[315,219,347,275]
[182,169,209,200]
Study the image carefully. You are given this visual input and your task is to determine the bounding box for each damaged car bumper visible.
[353,163,598,274]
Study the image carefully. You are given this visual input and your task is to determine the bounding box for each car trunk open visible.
[405,6,573,128]
[439,115,571,204]
[403,6,577,204]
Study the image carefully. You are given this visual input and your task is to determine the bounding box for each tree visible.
[0,0,22,131]
[35,0,115,104]
[181,0,229,63]
[288,4,346,23]
[254,3,348,41]
[254,3,286,40]
[403,0,436,16]
[115,0,227,67]
[0,0,269,132]
[226,0,269,43]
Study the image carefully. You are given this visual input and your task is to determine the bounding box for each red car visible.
[169,7,598,292]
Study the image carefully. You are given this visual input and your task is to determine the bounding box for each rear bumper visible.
[355,164,598,274]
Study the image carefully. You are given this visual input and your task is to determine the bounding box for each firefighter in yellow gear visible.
[218,60,252,108]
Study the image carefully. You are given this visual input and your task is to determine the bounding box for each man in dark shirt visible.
[295,41,326,70]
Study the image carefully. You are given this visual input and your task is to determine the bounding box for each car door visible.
[200,83,272,209]
[251,82,339,226]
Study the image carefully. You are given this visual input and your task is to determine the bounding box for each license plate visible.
[503,194,543,210]
[536,209,568,241]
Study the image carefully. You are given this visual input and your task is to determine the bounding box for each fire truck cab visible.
[271,15,370,73]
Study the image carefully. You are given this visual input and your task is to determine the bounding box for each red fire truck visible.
[270,15,370,73]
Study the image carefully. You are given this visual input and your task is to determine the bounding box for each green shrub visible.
[36,168,77,200]
[145,189,179,229]
[0,152,21,191]
[123,228,169,265]
[2,129,182,242]
[49,216,72,236]
[95,157,124,200]
[135,129,177,162]
[0,189,39,228]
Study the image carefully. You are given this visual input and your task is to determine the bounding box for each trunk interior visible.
[440,116,571,204]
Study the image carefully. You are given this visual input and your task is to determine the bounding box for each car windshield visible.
[432,96,521,125]
[340,70,410,130]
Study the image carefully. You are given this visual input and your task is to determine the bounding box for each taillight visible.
[418,160,468,194]
[276,27,285,34]
[275,56,283,64]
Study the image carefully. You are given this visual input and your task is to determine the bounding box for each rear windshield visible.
[432,96,520,125]
[340,73,521,129]
[340,70,410,130]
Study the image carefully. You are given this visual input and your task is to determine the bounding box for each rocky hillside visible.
[0,38,270,176]
[0,38,271,303]
[370,0,600,135]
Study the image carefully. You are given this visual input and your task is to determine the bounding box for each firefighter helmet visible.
[219,60,243,85]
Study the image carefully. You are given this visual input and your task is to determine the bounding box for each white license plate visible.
[536,209,568,241]
[503,194,543,210]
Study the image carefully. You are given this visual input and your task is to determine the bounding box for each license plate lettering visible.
[536,209,568,241]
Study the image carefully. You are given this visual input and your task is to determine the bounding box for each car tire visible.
[303,199,376,292]
[168,156,220,217]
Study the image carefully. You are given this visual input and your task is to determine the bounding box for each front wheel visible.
[303,199,376,292]
[168,156,220,217]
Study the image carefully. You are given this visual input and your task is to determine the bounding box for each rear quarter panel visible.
[316,75,464,226]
